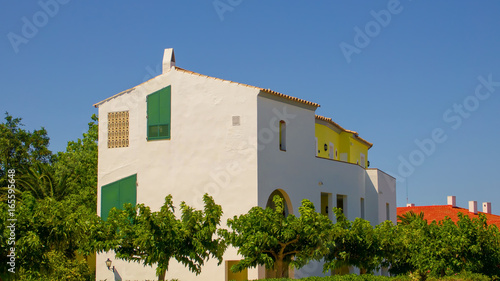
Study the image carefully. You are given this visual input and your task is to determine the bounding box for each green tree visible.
[0,114,100,280]
[220,196,332,278]
[397,210,425,225]
[389,211,500,279]
[103,194,225,281]
[0,193,97,280]
[53,114,98,209]
[15,162,72,201]
[0,113,52,188]
[454,213,500,276]
[324,209,392,274]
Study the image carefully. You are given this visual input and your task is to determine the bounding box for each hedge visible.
[249,272,493,281]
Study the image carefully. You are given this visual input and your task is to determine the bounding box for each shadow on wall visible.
[114,269,122,281]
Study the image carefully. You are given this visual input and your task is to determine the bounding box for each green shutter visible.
[100,174,137,221]
[101,182,120,221]
[147,91,160,125]
[119,175,137,208]
[147,86,171,140]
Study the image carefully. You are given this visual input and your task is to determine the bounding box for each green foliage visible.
[253,272,491,281]
[15,250,94,281]
[3,113,500,281]
[324,210,394,273]
[220,195,332,278]
[0,113,53,189]
[426,272,493,281]
[103,194,225,279]
[53,114,98,209]
[397,211,424,225]
[16,162,73,201]
[0,114,99,280]
[253,273,411,280]
[0,193,98,279]
[388,211,500,279]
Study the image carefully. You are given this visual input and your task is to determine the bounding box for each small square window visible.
[232,116,240,126]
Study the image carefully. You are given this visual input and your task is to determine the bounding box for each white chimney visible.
[162,48,176,73]
[483,202,492,214]
[447,196,456,207]
[406,203,415,207]
[469,201,478,214]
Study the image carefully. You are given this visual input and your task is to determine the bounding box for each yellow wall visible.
[76,252,96,273]
[226,260,248,281]
[339,132,351,162]
[349,137,369,167]
[315,124,340,160]
[315,122,369,167]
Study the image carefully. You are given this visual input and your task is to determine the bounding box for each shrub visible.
[249,272,491,281]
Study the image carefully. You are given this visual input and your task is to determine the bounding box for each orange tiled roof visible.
[315,115,373,148]
[174,67,321,108]
[397,205,500,228]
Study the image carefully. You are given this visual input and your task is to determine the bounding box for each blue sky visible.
[2,1,500,213]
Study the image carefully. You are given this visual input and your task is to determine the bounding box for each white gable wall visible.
[96,68,260,281]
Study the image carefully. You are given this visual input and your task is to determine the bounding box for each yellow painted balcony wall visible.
[349,137,369,167]
[315,123,340,160]
[338,132,352,163]
[315,120,370,168]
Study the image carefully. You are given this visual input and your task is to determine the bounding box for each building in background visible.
[93,48,396,281]
[398,196,500,227]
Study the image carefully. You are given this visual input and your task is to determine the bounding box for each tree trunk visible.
[158,268,166,281]
[275,258,284,278]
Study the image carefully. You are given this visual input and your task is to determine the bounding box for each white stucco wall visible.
[96,67,260,281]
[367,169,397,224]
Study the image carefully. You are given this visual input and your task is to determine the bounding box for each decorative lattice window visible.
[108,111,129,148]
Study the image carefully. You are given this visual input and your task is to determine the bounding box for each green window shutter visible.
[119,175,137,208]
[100,174,137,221]
[101,182,120,221]
[147,86,171,140]
[147,91,160,126]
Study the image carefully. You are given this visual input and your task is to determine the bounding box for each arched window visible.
[266,189,293,216]
[279,120,286,151]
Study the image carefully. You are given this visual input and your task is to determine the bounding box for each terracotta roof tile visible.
[397,205,500,228]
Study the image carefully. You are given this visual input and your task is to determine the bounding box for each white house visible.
[94,48,396,281]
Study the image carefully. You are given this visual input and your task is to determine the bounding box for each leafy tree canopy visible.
[103,194,225,280]
[0,114,99,280]
[220,195,332,278]
[388,211,500,279]
[53,114,98,209]
[0,193,97,280]
[324,209,394,274]
[0,113,52,188]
